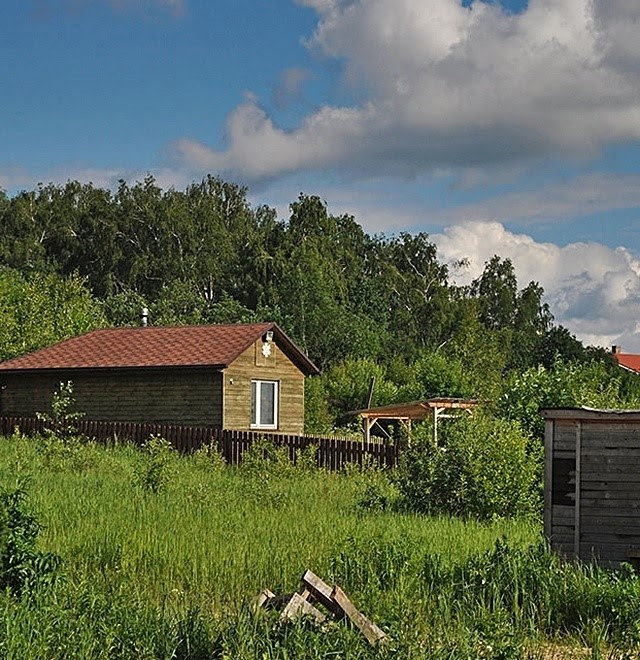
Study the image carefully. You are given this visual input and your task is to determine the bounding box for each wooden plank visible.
[551,511,575,525]
[581,482,640,491]
[300,570,337,612]
[253,588,277,611]
[581,497,640,508]
[575,420,581,557]
[553,450,576,460]
[581,528,640,541]
[330,585,387,647]
[582,437,640,449]
[544,418,553,540]
[580,530,640,543]
[583,455,640,467]
[581,472,640,482]
[280,593,327,625]
[579,448,640,457]
[581,506,640,519]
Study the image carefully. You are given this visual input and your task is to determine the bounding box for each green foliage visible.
[411,350,473,398]
[36,381,85,441]
[34,381,93,471]
[352,465,399,513]
[470,255,518,330]
[0,481,61,596]
[319,357,400,422]
[191,441,226,472]
[135,436,176,494]
[395,413,541,519]
[303,376,334,434]
[240,437,294,478]
[499,357,640,439]
[0,267,104,362]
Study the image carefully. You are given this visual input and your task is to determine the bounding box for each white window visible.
[251,380,278,429]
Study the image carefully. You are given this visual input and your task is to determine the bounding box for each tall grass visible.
[0,434,638,658]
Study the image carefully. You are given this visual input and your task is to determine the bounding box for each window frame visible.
[251,379,279,430]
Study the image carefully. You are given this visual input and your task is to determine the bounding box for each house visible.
[611,345,640,374]
[0,323,319,434]
[541,406,640,567]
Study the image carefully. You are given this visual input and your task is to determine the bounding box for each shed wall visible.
[0,369,223,427]
[546,416,640,567]
[578,421,640,565]
[223,338,305,434]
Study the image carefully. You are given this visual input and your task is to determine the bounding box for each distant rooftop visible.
[611,345,640,374]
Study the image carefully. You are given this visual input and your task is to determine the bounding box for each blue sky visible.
[3,0,640,350]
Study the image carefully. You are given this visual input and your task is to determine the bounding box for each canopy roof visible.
[354,398,479,421]
[353,398,479,444]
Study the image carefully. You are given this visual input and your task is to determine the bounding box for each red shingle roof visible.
[0,323,319,375]
[614,353,640,374]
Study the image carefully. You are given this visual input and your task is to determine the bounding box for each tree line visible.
[0,174,637,434]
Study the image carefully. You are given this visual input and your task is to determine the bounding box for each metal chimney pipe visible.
[141,307,149,327]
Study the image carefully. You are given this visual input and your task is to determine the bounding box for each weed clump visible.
[0,481,61,596]
[135,435,176,494]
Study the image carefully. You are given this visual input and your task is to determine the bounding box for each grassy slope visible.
[1,436,638,658]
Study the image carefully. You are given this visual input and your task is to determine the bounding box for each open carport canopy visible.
[353,398,479,444]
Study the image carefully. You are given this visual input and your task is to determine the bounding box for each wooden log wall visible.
[545,411,640,567]
[578,422,640,565]
[0,416,398,470]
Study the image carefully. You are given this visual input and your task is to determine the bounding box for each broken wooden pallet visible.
[254,569,388,647]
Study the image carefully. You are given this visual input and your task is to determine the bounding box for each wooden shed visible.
[542,407,640,567]
[0,323,319,434]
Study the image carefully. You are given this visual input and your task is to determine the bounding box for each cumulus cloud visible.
[173,0,640,183]
[432,220,640,351]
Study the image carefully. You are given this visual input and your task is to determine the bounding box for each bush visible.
[0,482,61,596]
[394,412,541,519]
[135,436,176,494]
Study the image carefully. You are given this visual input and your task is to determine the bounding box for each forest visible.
[1,174,638,440]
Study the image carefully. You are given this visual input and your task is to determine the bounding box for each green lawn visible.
[0,435,637,658]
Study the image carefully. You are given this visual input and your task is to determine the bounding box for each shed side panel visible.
[578,421,640,565]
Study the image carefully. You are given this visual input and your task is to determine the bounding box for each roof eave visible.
[0,363,228,375]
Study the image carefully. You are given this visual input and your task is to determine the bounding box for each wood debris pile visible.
[254,569,388,648]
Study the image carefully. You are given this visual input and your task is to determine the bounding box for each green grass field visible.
[0,435,639,658]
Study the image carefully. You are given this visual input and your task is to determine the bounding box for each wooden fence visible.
[0,416,398,470]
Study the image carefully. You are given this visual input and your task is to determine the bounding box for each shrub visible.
[135,436,176,494]
[240,437,293,478]
[36,380,85,443]
[192,441,226,472]
[394,412,541,519]
[0,481,61,596]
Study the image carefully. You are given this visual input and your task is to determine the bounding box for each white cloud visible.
[432,220,640,351]
[173,0,640,183]
[436,173,640,225]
